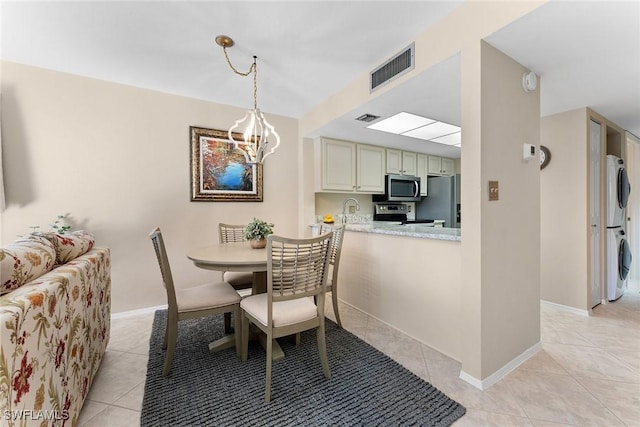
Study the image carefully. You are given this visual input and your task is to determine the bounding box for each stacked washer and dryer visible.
[606,155,632,301]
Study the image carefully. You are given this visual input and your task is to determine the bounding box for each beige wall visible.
[459,40,541,381]
[541,108,632,310]
[1,61,299,313]
[339,231,462,360]
[540,108,589,309]
[476,41,541,379]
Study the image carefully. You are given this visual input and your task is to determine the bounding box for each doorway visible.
[589,120,602,308]
[626,132,639,292]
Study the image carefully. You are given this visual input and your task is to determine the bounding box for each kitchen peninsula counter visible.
[343,222,461,241]
[333,221,462,360]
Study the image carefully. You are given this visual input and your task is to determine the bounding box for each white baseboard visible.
[541,299,590,317]
[459,341,542,391]
[338,298,459,362]
[111,304,167,320]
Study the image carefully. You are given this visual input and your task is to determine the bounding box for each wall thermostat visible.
[523,143,536,160]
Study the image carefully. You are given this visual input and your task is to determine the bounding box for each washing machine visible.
[607,227,632,301]
[607,155,630,228]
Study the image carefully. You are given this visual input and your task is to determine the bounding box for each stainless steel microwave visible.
[372,174,421,202]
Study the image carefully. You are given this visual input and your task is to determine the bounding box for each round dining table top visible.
[187,241,267,272]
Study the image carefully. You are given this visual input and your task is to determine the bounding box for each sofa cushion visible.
[0,235,56,295]
[42,231,96,265]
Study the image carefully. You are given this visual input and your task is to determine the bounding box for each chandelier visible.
[215,35,280,164]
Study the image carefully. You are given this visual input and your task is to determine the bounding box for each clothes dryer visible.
[606,155,630,228]
[607,227,632,301]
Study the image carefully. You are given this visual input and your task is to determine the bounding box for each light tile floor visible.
[78,291,640,426]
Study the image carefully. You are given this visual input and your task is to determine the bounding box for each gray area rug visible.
[141,310,466,426]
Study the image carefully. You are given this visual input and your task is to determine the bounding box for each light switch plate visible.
[349,205,356,214]
[488,181,499,201]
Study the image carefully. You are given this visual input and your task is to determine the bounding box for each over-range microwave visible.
[372,174,421,202]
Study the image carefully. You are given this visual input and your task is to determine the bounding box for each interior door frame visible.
[626,131,639,291]
[588,118,604,308]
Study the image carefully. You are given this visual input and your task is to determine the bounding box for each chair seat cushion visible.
[177,282,241,312]
[223,271,253,287]
[241,294,317,327]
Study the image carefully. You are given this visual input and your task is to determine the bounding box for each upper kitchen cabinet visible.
[386,149,417,176]
[317,138,384,193]
[427,155,455,176]
[357,144,386,192]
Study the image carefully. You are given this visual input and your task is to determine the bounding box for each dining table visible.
[187,241,285,360]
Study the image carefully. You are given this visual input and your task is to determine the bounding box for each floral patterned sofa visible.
[0,232,111,426]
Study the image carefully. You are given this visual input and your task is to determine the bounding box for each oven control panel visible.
[375,203,408,214]
[374,203,409,221]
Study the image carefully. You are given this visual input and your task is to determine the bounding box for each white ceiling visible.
[2,1,639,158]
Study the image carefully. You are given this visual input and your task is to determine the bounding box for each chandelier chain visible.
[222,47,259,110]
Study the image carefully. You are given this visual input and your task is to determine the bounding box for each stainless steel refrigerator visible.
[415,174,460,228]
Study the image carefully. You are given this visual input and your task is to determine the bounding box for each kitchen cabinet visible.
[417,154,429,196]
[386,149,417,176]
[356,144,386,192]
[441,158,455,175]
[427,155,455,176]
[320,138,384,193]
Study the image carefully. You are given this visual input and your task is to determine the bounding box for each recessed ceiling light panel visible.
[430,132,461,146]
[366,112,435,134]
[402,122,460,141]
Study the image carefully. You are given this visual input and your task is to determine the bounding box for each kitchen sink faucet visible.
[341,198,360,223]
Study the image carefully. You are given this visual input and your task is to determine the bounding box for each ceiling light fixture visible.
[430,132,462,146]
[367,112,435,134]
[215,35,280,164]
[367,112,461,146]
[403,121,460,141]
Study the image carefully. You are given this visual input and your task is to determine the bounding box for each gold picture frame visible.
[190,126,263,202]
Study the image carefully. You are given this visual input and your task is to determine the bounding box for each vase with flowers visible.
[243,218,274,249]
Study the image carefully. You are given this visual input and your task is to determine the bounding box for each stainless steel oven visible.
[374,203,408,221]
[372,174,421,202]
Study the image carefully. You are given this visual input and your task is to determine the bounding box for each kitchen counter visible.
[319,221,461,241]
[335,221,462,360]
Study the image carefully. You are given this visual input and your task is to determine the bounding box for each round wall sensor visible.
[522,71,537,92]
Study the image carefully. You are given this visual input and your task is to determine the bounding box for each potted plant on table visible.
[243,218,274,249]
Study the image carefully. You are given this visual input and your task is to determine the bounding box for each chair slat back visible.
[149,227,178,311]
[219,223,246,243]
[320,224,345,267]
[267,233,333,302]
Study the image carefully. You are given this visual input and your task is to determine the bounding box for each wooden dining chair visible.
[218,223,254,291]
[150,227,242,376]
[240,232,333,402]
[319,223,346,328]
[219,223,254,334]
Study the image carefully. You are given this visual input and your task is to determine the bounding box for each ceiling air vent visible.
[370,42,415,92]
[355,113,380,123]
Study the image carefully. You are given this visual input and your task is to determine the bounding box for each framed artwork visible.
[190,126,263,201]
